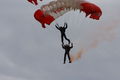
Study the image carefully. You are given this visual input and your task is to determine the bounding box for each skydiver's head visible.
[59,26,64,28]
[64,44,70,48]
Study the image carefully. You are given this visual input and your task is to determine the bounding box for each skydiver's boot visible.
[34,9,55,28]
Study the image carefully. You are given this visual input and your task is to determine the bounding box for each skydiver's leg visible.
[64,53,67,64]
[67,53,71,63]
[61,34,64,44]
[64,34,70,44]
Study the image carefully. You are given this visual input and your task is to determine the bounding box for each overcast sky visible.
[0,0,120,80]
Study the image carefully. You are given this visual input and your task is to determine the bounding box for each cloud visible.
[0,74,27,80]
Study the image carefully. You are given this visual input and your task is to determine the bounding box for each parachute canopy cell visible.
[27,0,43,5]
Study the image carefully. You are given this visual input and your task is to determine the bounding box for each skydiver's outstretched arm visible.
[64,22,68,29]
[55,24,60,30]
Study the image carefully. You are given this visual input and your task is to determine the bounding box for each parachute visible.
[34,0,102,28]
[27,0,42,5]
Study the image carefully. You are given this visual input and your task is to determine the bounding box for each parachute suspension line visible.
[63,11,72,24]
[72,10,80,27]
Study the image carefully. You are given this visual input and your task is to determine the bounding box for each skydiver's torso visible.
[63,46,72,53]
[59,27,66,33]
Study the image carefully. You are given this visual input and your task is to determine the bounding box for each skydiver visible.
[55,23,70,44]
[62,42,73,64]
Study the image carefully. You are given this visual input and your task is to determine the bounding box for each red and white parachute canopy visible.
[34,0,102,28]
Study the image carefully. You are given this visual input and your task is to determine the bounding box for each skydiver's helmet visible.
[59,26,64,29]
[64,44,70,48]
[59,26,66,31]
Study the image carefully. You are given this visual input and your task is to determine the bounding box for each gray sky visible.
[0,0,120,80]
